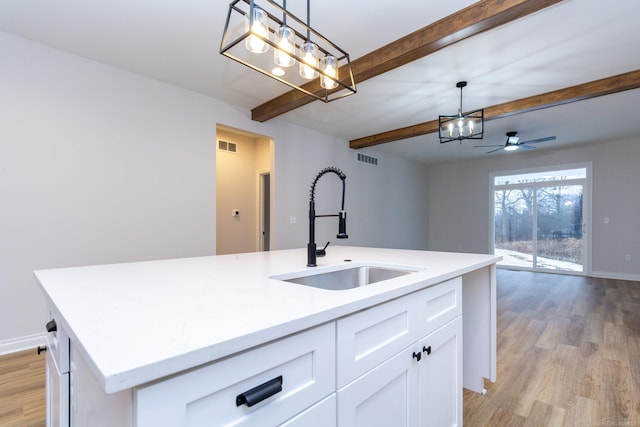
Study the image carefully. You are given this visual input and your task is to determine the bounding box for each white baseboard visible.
[0,333,47,356]
[591,270,640,282]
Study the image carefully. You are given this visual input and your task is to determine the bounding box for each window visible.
[492,165,589,273]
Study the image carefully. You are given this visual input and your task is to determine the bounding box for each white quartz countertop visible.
[35,246,500,394]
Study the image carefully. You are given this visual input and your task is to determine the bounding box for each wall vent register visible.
[218,140,237,152]
[357,153,378,165]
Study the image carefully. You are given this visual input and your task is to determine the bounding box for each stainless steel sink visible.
[272,264,423,290]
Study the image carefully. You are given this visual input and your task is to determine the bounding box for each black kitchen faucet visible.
[307,167,348,267]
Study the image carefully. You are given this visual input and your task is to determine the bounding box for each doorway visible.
[258,171,270,251]
[216,125,273,255]
[492,165,590,274]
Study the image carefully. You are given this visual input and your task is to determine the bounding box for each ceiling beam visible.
[349,69,640,149]
[251,0,564,123]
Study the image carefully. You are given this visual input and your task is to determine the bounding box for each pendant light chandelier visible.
[438,81,484,143]
[220,0,356,103]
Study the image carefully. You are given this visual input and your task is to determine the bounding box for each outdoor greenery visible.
[496,237,582,264]
[494,184,584,265]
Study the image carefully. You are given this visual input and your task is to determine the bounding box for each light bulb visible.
[448,123,454,138]
[299,41,319,79]
[469,120,474,136]
[274,26,295,67]
[320,55,338,89]
[245,7,269,54]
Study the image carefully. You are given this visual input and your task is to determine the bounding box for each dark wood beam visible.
[251,0,564,122]
[349,69,640,149]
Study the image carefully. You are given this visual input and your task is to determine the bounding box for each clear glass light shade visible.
[221,1,356,102]
[245,7,269,54]
[274,26,296,67]
[320,55,338,89]
[299,41,319,79]
[444,116,482,138]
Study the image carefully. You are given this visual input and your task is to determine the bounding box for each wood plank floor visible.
[0,270,638,426]
[464,270,640,426]
[0,348,45,427]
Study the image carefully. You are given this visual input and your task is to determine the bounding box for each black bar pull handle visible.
[236,376,283,407]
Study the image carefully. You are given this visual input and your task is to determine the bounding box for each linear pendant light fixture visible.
[438,81,484,143]
[220,0,356,102]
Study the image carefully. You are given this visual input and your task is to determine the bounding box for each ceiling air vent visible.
[357,153,378,165]
[218,140,237,153]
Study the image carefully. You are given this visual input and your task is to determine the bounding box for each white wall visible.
[271,132,429,251]
[0,32,429,350]
[428,138,640,280]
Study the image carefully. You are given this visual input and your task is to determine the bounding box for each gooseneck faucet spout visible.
[308,167,348,267]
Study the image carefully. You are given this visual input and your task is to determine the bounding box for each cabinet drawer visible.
[336,292,414,388]
[413,277,462,336]
[135,322,335,427]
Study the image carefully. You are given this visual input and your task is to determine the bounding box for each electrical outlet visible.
[289,216,297,224]
[626,254,632,262]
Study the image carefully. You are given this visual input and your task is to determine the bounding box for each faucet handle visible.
[316,241,330,257]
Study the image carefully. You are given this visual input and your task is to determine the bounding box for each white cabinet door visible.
[417,317,463,427]
[45,349,69,427]
[337,346,419,427]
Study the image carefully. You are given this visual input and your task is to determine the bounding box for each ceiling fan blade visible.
[486,147,504,154]
[519,136,556,145]
[474,145,503,148]
[519,144,536,150]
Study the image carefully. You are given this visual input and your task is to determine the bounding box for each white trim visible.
[498,266,640,282]
[591,271,640,282]
[256,168,271,252]
[0,332,47,356]
[489,161,592,183]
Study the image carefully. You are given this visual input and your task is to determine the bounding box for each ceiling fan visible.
[475,131,556,153]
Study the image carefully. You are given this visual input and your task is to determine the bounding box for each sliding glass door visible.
[493,166,589,273]
[535,185,583,270]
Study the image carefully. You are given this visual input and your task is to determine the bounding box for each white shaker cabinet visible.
[135,322,336,427]
[37,247,498,427]
[338,342,419,426]
[336,277,463,427]
[126,277,462,427]
[417,316,463,426]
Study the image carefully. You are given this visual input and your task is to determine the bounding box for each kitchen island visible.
[36,246,500,426]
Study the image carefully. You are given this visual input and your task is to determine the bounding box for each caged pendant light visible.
[220,0,356,102]
[438,81,484,143]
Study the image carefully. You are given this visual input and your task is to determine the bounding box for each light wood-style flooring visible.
[0,348,45,426]
[0,270,638,426]
[464,270,640,426]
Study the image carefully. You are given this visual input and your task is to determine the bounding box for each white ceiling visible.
[1,0,639,165]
